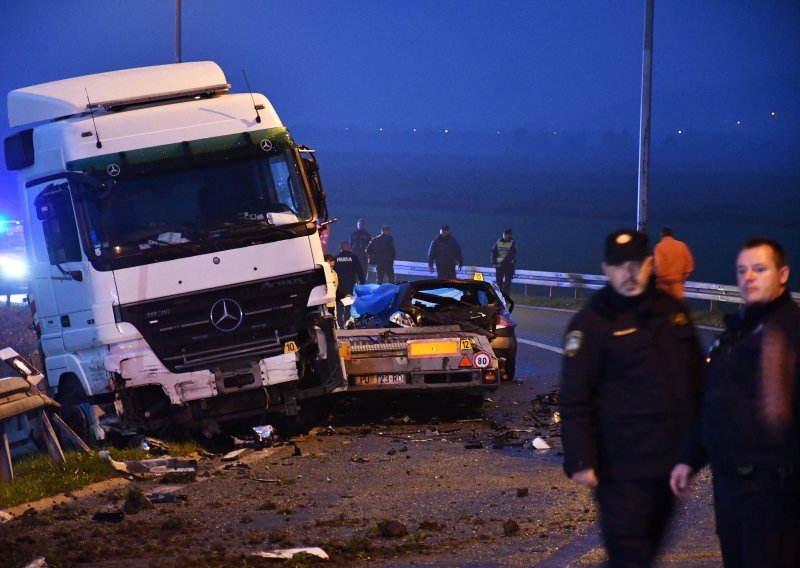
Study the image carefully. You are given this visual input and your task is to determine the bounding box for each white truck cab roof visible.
[8,61,228,128]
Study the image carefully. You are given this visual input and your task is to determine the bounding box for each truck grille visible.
[118,269,325,372]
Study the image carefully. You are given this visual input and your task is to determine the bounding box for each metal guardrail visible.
[388,260,800,306]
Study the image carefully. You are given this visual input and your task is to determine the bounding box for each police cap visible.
[604,229,649,265]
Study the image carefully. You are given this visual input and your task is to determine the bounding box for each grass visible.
[0,441,200,510]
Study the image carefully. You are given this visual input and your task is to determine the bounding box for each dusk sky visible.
[1,1,798,280]
[2,1,798,136]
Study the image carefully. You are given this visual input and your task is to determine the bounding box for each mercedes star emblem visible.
[260,139,273,152]
[209,298,244,332]
[107,164,121,177]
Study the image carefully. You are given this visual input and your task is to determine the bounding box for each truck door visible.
[33,183,97,353]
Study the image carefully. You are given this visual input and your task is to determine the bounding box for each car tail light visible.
[483,370,497,384]
[495,314,512,329]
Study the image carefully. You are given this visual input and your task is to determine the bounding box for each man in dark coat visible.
[671,238,800,568]
[334,241,365,327]
[349,219,371,281]
[560,229,704,567]
[366,225,396,284]
[427,224,463,279]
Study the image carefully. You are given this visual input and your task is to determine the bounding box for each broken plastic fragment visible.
[99,451,197,474]
[532,437,551,450]
[253,425,274,442]
[252,547,329,560]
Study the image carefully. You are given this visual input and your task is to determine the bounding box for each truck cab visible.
[4,62,344,440]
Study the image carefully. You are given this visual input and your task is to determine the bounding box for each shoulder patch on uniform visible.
[564,330,583,357]
[612,327,637,336]
[671,312,689,326]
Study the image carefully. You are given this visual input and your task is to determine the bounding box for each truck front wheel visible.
[55,376,96,445]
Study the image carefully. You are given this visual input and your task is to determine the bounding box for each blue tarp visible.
[351,283,400,318]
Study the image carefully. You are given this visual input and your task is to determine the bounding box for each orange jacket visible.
[654,236,694,298]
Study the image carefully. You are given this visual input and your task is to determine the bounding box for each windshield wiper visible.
[207,218,299,239]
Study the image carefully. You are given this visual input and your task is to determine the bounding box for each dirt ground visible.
[0,383,597,568]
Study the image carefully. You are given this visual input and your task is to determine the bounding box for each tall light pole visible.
[175,0,182,63]
[636,0,654,232]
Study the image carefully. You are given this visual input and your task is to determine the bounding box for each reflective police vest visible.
[495,238,514,264]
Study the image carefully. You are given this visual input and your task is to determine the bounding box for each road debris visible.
[99,451,197,476]
[252,547,329,560]
[146,492,188,504]
[22,557,47,568]
[516,487,529,498]
[253,424,274,443]
[137,436,171,455]
[503,519,520,536]
[92,510,125,523]
[221,448,250,461]
[531,436,551,450]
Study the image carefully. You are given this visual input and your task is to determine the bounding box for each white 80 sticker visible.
[473,351,491,369]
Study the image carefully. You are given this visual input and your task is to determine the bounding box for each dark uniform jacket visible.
[560,283,705,480]
[680,290,800,471]
[333,251,365,300]
[350,229,372,271]
[427,235,463,272]
[366,234,396,266]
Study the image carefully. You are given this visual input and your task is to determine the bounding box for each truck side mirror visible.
[301,156,328,220]
[34,184,82,265]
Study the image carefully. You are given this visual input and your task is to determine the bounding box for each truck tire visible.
[55,376,96,446]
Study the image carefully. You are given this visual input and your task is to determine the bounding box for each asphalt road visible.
[509,305,723,567]
[0,305,724,567]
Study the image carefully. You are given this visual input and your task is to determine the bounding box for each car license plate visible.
[355,374,406,385]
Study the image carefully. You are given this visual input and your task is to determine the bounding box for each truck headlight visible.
[0,256,27,279]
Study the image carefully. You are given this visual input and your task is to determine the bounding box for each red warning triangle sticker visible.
[458,354,473,368]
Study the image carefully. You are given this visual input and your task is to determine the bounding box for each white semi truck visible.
[3,62,344,440]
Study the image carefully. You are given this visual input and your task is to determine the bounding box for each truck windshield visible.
[67,128,313,266]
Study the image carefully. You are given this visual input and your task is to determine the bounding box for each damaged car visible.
[348,279,518,380]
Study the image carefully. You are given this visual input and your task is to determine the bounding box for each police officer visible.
[350,219,371,281]
[365,225,396,284]
[492,227,517,296]
[560,229,704,567]
[334,241,365,327]
[671,238,800,567]
[427,224,463,279]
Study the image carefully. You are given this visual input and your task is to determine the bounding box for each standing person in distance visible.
[333,241,365,328]
[350,218,371,282]
[427,224,463,280]
[366,225,396,284]
[560,229,704,567]
[324,253,338,322]
[671,238,800,568]
[492,227,517,296]
[653,227,695,300]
